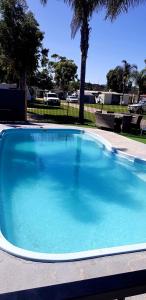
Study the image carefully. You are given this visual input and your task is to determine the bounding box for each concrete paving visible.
[0,123,146,298]
[86,127,146,160]
[128,295,146,299]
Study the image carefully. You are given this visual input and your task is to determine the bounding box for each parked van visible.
[44,92,60,106]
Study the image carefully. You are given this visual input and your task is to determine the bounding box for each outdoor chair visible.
[121,115,133,133]
[140,119,146,136]
[130,115,143,133]
[114,116,122,133]
[95,112,115,131]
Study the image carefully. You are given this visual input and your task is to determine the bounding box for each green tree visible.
[121,60,137,95]
[133,69,146,99]
[51,53,60,62]
[31,69,53,90]
[0,48,13,83]
[51,57,78,92]
[107,61,137,94]
[0,0,44,90]
[69,80,80,92]
[36,48,54,90]
[107,67,124,93]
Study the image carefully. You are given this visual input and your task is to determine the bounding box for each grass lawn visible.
[121,133,146,144]
[85,103,146,120]
[27,100,96,127]
[85,103,128,113]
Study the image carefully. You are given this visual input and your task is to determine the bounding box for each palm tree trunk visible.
[79,51,86,123]
[79,21,89,124]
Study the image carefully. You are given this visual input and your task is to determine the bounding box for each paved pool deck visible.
[0,123,146,298]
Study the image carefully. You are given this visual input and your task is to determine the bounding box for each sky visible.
[27,0,146,84]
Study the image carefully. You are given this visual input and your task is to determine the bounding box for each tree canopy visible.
[107,67,124,93]
[132,63,146,96]
[107,60,137,93]
[0,0,44,88]
[50,56,78,92]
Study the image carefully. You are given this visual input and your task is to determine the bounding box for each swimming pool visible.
[0,128,146,261]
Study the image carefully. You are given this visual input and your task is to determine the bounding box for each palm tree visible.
[40,0,146,123]
[133,62,146,100]
[41,1,103,123]
[121,60,137,95]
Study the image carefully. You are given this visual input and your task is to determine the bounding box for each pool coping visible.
[0,123,146,295]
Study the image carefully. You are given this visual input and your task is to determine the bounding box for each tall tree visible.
[107,61,137,94]
[51,57,78,92]
[121,60,137,95]
[35,47,54,90]
[107,66,124,93]
[0,0,44,90]
[35,69,54,90]
[69,80,80,92]
[51,53,60,62]
[132,64,146,99]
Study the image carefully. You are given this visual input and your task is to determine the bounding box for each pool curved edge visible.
[1,232,146,262]
[87,130,146,164]
[0,127,146,262]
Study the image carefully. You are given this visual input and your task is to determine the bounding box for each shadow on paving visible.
[27,112,94,126]
[1,270,146,299]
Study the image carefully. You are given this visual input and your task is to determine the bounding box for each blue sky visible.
[27,0,146,84]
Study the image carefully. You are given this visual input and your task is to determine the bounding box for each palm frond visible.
[71,14,82,38]
[40,0,48,5]
[105,0,146,19]
[64,0,106,38]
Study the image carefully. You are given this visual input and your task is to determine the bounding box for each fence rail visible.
[27,99,130,127]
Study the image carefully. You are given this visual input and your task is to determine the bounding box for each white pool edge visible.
[0,127,146,262]
[1,231,146,262]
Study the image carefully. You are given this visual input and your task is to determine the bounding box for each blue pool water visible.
[0,129,146,255]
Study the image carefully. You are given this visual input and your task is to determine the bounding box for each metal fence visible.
[27,99,129,127]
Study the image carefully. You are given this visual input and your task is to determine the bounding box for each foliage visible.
[0,0,44,88]
[29,48,54,90]
[121,133,146,144]
[107,60,137,93]
[132,67,146,96]
[50,56,78,92]
[31,69,54,90]
[69,80,80,92]
[107,67,123,93]
[121,60,137,93]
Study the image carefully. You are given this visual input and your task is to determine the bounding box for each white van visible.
[44,92,60,106]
